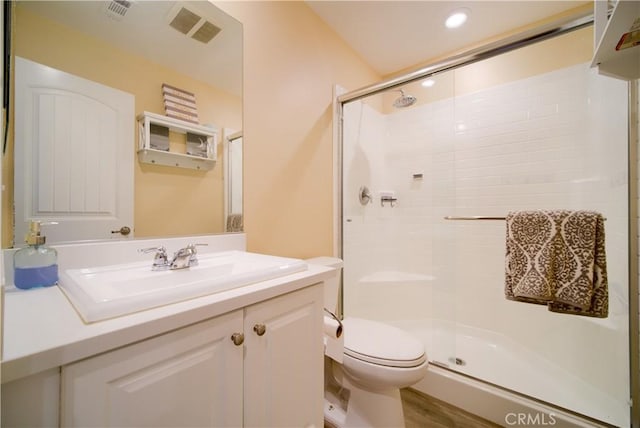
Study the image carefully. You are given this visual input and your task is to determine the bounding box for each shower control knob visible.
[359,186,372,205]
[230,332,244,346]
[253,323,267,336]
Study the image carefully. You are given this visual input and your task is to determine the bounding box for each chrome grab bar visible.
[444,216,506,220]
[444,215,606,221]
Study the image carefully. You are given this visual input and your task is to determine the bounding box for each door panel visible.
[14,56,134,244]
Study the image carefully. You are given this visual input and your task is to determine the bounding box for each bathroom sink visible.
[59,250,307,323]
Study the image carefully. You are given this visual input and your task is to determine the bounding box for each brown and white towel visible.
[226,213,243,233]
[504,210,608,318]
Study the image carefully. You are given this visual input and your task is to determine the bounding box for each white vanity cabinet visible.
[243,284,324,426]
[59,284,324,428]
[61,310,244,427]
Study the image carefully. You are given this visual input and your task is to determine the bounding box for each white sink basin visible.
[59,250,307,323]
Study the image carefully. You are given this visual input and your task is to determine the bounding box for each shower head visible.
[393,89,417,108]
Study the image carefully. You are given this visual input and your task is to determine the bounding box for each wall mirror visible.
[4,0,243,248]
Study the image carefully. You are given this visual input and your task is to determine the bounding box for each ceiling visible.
[306,1,589,76]
[22,1,588,95]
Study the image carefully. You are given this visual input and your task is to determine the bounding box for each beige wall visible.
[215,1,380,258]
[7,6,242,246]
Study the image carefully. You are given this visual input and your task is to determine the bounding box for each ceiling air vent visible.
[103,0,133,21]
[167,4,221,44]
[191,21,221,44]
[169,6,200,35]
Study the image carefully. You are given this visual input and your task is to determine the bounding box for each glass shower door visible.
[439,35,630,425]
[341,74,459,372]
[340,27,630,425]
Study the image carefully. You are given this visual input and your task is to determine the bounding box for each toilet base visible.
[324,378,406,428]
[324,397,346,428]
[344,385,405,428]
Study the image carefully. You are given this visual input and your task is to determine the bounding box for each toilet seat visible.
[342,317,427,368]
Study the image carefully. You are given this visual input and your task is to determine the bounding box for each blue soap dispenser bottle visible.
[13,221,59,289]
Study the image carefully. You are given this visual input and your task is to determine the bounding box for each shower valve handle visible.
[359,186,373,205]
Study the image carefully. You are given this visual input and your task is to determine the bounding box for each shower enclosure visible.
[338,23,632,427]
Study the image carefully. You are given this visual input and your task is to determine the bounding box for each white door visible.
[14,56,134,245]
[61,311,244,427]
[243,285,324,427]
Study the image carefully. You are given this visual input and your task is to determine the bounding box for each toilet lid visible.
[342,317,427,368]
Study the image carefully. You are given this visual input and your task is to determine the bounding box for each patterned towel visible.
[505,210,608,318]
[226,213,243,232]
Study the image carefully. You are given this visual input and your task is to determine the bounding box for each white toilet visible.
[307,257,428,428]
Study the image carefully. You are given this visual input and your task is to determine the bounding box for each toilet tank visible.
[306,257,343,313]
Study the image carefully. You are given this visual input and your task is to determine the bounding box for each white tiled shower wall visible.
[342,62,630,425]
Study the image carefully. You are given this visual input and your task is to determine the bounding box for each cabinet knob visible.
[230,332,244,346]
[253,323,266,336]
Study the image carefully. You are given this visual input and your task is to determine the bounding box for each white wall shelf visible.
[137,111,218,171]
[591,0,640,81]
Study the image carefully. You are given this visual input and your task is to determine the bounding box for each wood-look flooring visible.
[401,388,501,428]
[325,387,500,428]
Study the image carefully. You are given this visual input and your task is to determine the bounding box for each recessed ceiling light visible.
[445,9,469,29]
[421,79,436,88]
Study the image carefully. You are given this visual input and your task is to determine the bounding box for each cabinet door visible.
[61,310,243,427]
[1,368,60,427]
[243,284,324,428]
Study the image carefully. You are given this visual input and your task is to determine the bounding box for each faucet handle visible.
[139,246,169,270]
[186,243,208,266]
[139,246,167,255]
[187,243,208,250]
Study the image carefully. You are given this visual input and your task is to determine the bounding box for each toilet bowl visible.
[307,257,428,428]
[341,317,428,389]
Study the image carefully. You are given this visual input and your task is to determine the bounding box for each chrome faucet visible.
[140,244,207,271]
[169,243,208,269]
[139,246,169,271]
[169,245,195,270]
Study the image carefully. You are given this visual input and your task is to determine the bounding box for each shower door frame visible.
[335,9,639,427]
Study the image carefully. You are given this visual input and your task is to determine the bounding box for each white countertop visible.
[2,263,333,383]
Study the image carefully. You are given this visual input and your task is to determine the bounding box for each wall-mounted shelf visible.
[137,111,218,170]
[591,0,640,81]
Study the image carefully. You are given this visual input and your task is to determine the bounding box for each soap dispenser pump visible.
[13,221,59,289]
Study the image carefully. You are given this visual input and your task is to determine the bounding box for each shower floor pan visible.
[390,319,627,427]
